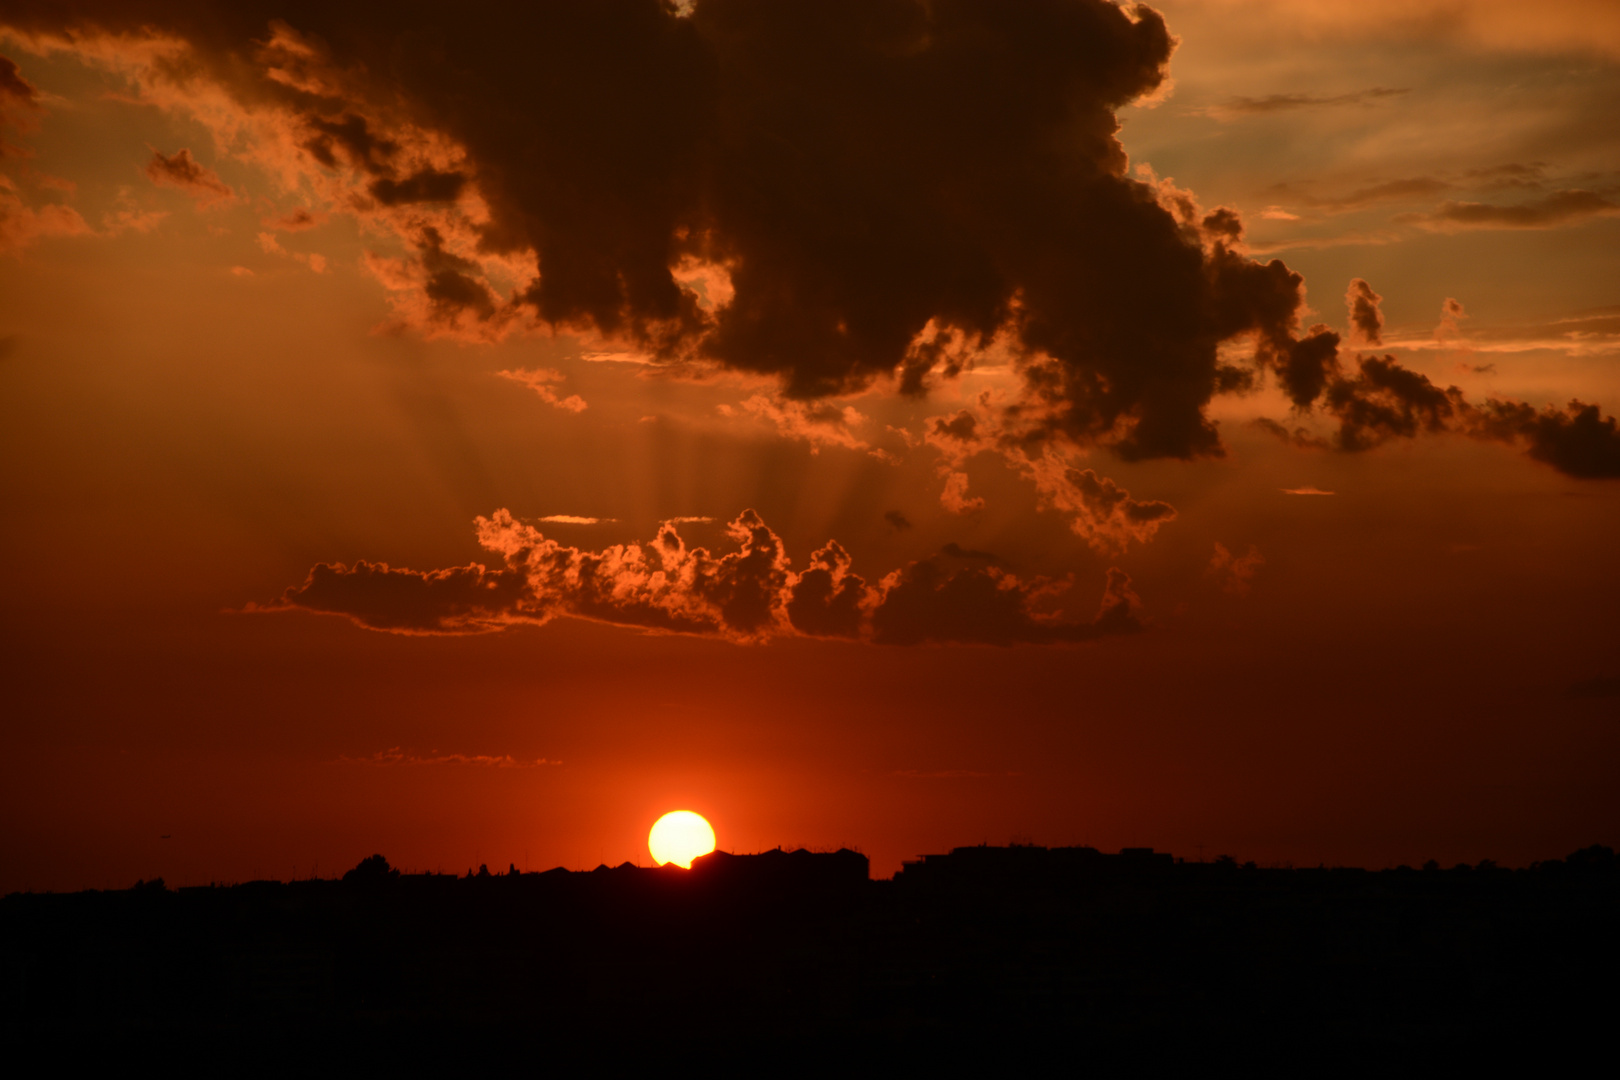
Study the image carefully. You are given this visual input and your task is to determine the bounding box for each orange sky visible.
[2,1,1617,890]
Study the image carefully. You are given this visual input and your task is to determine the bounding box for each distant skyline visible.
[1,0,1616,890]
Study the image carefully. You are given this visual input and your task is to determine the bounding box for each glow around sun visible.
[648,810,716,869]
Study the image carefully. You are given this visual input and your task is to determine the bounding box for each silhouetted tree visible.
[342,854,400,885]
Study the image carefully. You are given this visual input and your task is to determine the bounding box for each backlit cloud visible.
[267,509,1143,647]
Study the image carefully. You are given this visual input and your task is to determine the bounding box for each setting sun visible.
[648,811,716,869]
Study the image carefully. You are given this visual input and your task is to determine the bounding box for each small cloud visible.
[884,510,912,531]
[1201,87,1409,119]
[1209,542,1264,596]
[1260,207,1300,221]
[669,515,713,524]
[257,231,328,273]
[144,148,233,206]
[537,514,615,525]
[263,207,323,231]
[940,542,1005,566]
[229,265,254,277]
[582,350,654,364]
[496,367,588,412]
[1281,486,1335,495]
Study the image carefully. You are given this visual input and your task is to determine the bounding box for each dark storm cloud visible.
[144,149,233,205]
[3,0,1340,465]
[1345,278,1383,346]
[269,509,1140,646]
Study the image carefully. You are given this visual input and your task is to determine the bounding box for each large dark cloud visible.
[3,0,1338,464]
[269,509,1141,646]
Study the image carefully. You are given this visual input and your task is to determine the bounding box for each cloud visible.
[144,148,233,206]
[263,206,322,231]
[1437,297,1468,344]
[1263,177,1454,217]
[0,0,1347,473]
[727,394,880,456]
[1467,399,1620,479]
[869,562,1142,646]
[495,368,587,412]
[1208,542,1264,596]
[1245,283,1620,477]
[0,52,41,141]
[1379,304,1620,359]
[883,510,912,531]
[1345,278,1383,346]
[1404,190,1620,232]
[1280,486,1335,496]
[256,230,326,272]
[267,509,1144,647]
[1191,0,1620,60]
[1202,86,1409,118]
[0,183,91,253]
[537,515,616,525]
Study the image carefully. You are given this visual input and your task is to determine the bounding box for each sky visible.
[1,0,1617,890]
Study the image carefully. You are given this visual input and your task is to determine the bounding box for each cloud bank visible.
[267,510,1142,647]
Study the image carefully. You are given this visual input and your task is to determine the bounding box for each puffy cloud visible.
[1,0,1338,469]
[1467,400,1620,479]
[1345,278,1384,346]
[269,559,531,635]
[1023,455,1177,555]
[144,148,233,205]
[1323,355,1465,452]
[268,508,1143,646]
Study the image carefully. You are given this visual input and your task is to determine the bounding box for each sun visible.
[648,810,716,868]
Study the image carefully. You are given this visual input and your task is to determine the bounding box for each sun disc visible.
[648,810,716,868]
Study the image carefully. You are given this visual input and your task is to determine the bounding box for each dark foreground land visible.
[4,844,1617,1064]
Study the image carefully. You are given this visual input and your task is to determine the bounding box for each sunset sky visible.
[2,0,1617,890]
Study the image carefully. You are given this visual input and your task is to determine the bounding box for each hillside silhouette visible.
[4,844,1616,1064]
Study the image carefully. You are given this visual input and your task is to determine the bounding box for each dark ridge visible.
[4,844,1616,1065]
